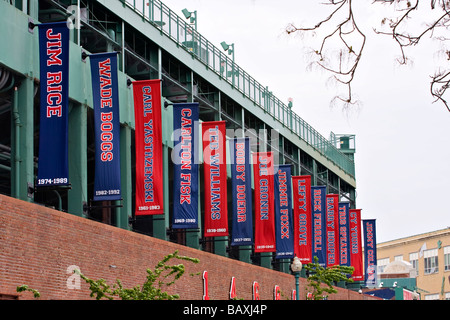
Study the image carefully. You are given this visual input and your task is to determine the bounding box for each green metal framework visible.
[0,0,357,272]
[122,0,355,178]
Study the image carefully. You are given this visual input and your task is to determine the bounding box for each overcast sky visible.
[161,0,450,243]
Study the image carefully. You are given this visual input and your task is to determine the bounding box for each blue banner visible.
[363,219,378,287]
[230,138,253,246]
[311,186,327,266]
[89,52,121,201]
[172,103,199,229]
[36,22,70,187]
[338,202,351,266]
[274,165,294,259]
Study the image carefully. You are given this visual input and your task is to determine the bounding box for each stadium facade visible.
[0,0,357,281]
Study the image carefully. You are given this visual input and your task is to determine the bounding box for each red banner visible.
[326,194,339,267]
[350,209,364,280]
[292,176,312,263]
[253,152,275,253]
[202,121,228,237]
[133,80,164,215]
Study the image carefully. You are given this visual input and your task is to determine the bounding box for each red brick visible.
[0,195,376,300]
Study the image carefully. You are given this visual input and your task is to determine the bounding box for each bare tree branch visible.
[431,70,450,111]
[287,0,365,109]
[288,0,450,111]
[373,0,450,110]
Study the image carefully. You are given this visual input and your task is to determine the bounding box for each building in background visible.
[377,227,450,300]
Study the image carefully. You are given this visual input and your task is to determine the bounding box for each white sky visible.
[161,0,450,243]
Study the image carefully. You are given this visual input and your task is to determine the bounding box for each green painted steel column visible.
[239,248,252,263]
[350,188,356,209]
[11,77,34,202]
[163,143,170,237]
[280,260,290,273]
[11,87,20,199]
[28,0,39,20]
[68,102,87,217]
[312,159,318,186]
[117,124,132,230]
[152,143,169,240]
[260,254,273,269]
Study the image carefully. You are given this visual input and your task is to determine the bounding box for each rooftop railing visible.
[122,0,355,178]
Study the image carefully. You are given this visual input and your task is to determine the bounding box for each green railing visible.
[122,0,355,178]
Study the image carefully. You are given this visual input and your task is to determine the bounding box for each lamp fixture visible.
[290,256,303,273]
[182,8,197,30]
[220,41,235,62]
[290,256,302,301]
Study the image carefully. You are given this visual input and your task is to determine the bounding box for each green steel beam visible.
[151,143,170,240]
[152,103,168,239]
[28,0,39,20]
[11,76,34,202]
[260,254,273,270]
[312,159,318,186]
[0,2,38,76]
[11,87,20,199]
[117,124,132,230]
[0,1,354,194]
[95,0,356,188]
[239,247,252,264]
[0,1,358,270]
[152,48,167,240]
[68,102,88,216]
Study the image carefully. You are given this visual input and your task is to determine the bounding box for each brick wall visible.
[0,195,370,300]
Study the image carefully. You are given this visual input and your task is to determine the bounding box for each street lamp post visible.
[220,41,235,86]
[291,256,303,300]
[182,8,197,30]
[220,41,235,61]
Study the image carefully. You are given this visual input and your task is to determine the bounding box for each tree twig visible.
[287,0,365,108]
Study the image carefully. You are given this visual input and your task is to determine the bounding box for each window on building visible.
[394,255,403,261]
[377,258,390,274]
[425,293,440,300]
[444,246,450,272]
[409,252,419,276]
[424,248,439,275]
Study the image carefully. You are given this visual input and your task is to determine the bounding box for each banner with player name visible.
[363,219,378,287]
[172,103,199,229]
[230,137,253,246]
[202,121,228,237]
[338,202,351,266]
[349,209,364,281]
[311,186,327,266]
[274,165,294,259]
[89,52,121,201]
[36,22,70,187]
[253,152,275,253]
[133,79,163,215]
[292,176,312,263]
[325,194,339,267]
